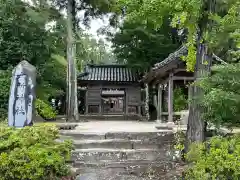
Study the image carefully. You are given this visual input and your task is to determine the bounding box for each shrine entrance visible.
[101,88,125,114]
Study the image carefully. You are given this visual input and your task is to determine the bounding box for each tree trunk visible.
[66,0,79,121]
[145,83,150,121]
[185,0,215,151]
[185,44,207,149]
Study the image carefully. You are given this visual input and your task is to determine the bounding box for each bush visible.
[198,63,240,127]
[36,99,57,120]
[0,70,11,120]
[0,124,73,180]
[173,87,188,112]
[185,135,240,180]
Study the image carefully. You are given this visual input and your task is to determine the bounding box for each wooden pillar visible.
[99,103,102,115]
[125,88,128,115]
[145,83,150,121]
[138,106,141,115]
[157,84,163,122]
[168,73,174,122]
[153,85,158,108]
[85,88,88,114]
[188,83,192,110]
[138,88,141,115]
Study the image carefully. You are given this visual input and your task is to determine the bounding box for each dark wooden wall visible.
[85,83,141,115]
[86,85,101,105]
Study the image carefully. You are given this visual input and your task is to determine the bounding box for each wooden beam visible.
[157,84,163,122]
[152,75,169,86]
[173,68,187,74]
[168,73,174,122]
[172,76,195,81]
[152,78,162,86]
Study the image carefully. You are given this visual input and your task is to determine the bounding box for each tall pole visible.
[66,0,79,121]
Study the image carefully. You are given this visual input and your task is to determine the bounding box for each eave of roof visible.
[78,64,140,83]
[153,46,188,70]
[142,45,188,83]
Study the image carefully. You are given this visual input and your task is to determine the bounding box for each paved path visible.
[73,121,160,133]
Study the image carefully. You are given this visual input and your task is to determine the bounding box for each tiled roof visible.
[141,46,187,82]
[153,45,188,70]
[78,64,139,82]
[152,45,226,70]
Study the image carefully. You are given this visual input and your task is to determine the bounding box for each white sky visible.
[78,11,110,42]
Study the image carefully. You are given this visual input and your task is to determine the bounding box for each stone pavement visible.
[68,121,161,133]
[59,121,182,180]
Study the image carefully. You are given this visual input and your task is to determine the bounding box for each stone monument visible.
[8,61,37,127]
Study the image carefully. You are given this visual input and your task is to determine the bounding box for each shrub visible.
[0,124,73,180]
[35,99,57,120]
[198,63,240,127]
[173,87,188,112]
[0,70,11,120]
[185,135,240,180]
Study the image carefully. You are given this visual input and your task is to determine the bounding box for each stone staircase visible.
[59,127,179,180]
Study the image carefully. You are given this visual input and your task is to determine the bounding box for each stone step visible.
[79,114,141,121]
[105,131,173,141]
[59,130,174,142]
[60,131,106,140]
[73,139,135,149]
[76,171,145,180]
[71,148,170,163]
[73,159,170,168]
[74,161,176,180]
[71,139,162,149]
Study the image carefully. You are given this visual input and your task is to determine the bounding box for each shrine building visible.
[77,64,142,120]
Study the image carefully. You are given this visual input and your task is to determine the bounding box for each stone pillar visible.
[157,84,163,122]
[8,61,36,127]
[168,73,174,122]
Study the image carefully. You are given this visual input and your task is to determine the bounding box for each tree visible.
[0,0,53,69]
[111,19,181,70]
[48,0,118,121]
[66,0,78,121]
[0,0,67,119]
[115,0,240,145]
[0,0,116,120]
[64,0,116,121]
[76,33,116,71]
[198,63,240,128]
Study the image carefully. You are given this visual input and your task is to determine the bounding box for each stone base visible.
[56,123,78,130]
[155,122,175,130]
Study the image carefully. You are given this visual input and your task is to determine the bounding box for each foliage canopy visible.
[116,0,240,70]
[112,19,181,70]
[198,63,240,127]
